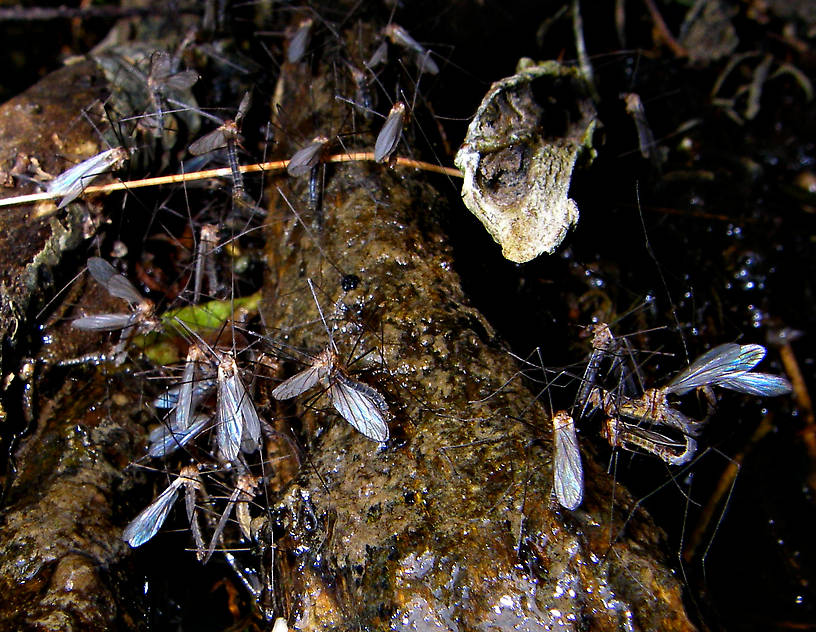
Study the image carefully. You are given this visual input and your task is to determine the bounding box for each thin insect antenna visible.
[306,278,336,354]
[634,183,689,364]
[276,188,347,279]
[172,317,217,359]
[36,267,88,320]
[334,95,380,122]
[676,471,695,590]
[163,97,224,125]
[77,102,116,149]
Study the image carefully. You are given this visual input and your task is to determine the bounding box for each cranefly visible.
[188,92,251,202]
[145,51,199,136]
[46,147,129,209]
[271,347,390,442]
[588,342,791,464]
[382,23,439,75]
[215,350,262,463]
[71,257,159,363]
[602,417,697,466]
[122,465,206,551]
[286,136,330,177]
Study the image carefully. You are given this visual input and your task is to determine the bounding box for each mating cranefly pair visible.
[553,339,792,510]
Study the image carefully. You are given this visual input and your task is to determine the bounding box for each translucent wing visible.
[104,275,144,305]
[552,411,583,510]
[287,137,328,177]
[717,372,792,396]
[153,378,216,409]
[189,127,229,155]
[162,69,199,91]
[235,92,252,127]
[383,23,423,53]
[87,257,144,304]
[329,376,389,442]
[415,50,439,75]
[174,356,197,430]
[86,256,117,286]
[149,51,199,91]
[149,51,174,82]
[47,148,127,208]
[147,414,210,458]
[122,478,183,547]
[367,40,388,68]
[217,370,243,463]
[374,102,405,163]
[287,18,313,63]
[72,313,134,331]
[666,343,766,395]
[271,365,322,399]
[236,376,261,453]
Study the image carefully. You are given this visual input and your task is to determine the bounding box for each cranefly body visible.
[602,417,697,466]
[188,92,251,200]
[574,323,615,420]
[552,410,583,510]
[382,23,439,75]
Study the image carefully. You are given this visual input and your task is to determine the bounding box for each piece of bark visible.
[260,29,698,630]
[0,59,112,387]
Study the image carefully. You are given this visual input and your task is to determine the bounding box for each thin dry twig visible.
[0,153,462,216]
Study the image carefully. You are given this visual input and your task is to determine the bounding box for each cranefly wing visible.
[72,313,134,331]
[552,411,583,510]
[271,365,322,399]
[147,414,210,458]
[189,127,229,155]
[717,372,792,396]
[153,378,216,409]
[374,102,405,163]
[174,354,198,430]
[287,137,329,177]
[666,343,766,395]
[216,361,244,463]
[328,374,389,442]
[47,148,127,208]
[236,376,261,453]
[122,478,183,547]
[87,257,144,304]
